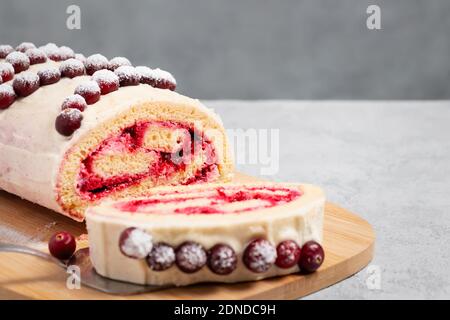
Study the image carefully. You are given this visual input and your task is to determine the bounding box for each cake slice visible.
[0,43,233,221]
[86,182,325,286]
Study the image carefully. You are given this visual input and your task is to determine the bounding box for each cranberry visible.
[5,51,30,73]
[75,53,86,64]
[175,241,207,273]
[60,58,85,78]
[12,72,40,97]
[61,94,87,112]
[0,63,14,82]
[59,46,75,60]
[146,242,176,271]
[118,227,153,259]
[114,66,140,86]
[84,54,108,75]
[208,244,237,275]
[92,69,119,94]
[15,42,36,53]
[298,241,324,273]
[0,75,2,85]
[25,48,47,64]
[275,240,301,269]
[55,108,83,136]
[48,231,76,260]
[243,239,277,273]
[74,81,101,105]
[108,57,132,71]
[41,43,61,61]
[138,67,176,91]
[0,45,14,59]
[0,84,16,110]
[38,68,61,85]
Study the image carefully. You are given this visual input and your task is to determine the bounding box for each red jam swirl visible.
[77,120,218,200]
[115,186,302,214]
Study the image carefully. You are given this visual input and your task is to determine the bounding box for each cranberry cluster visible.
[0,42,85,110]
[118,227,325,276]
[55,55,177,136]
[1,42,177,117]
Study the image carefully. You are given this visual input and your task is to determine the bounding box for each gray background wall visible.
[0,0,449,99]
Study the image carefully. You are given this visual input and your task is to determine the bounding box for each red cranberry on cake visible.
[5,51,30,73]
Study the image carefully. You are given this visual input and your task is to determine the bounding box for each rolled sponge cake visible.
[0,56,234,221]
[86,182,325,286]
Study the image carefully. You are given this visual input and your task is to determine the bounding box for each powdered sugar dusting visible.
[59,46,75,60]
[15,42,36,53]
[39,43,59,56]
[6,51,30,66]
[85,54,108,74]
[75,53,86,63]
[248,240,276,272]
[152,68,176,84]
[108,57,132,71]
[147,243,176,270]
[14,71,39,86]
[0,62,14,79]
[25,48,47,64]
[135,66,153,78]
[114,65,140,84]
[136,66,176,90]
[0,83,15,95]
[63,94,86,106]
[37,67,61,83]
[121,228,153,259]
[92,69,119,83]
[62,108,83,121]
[75,81,100,95]
[60,58,85,77]
[176,242,207,272]
[0,44,14,58]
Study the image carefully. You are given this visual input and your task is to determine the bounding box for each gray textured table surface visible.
[207,100,450,299]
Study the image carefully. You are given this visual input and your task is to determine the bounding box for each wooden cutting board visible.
[0,173,375,300]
